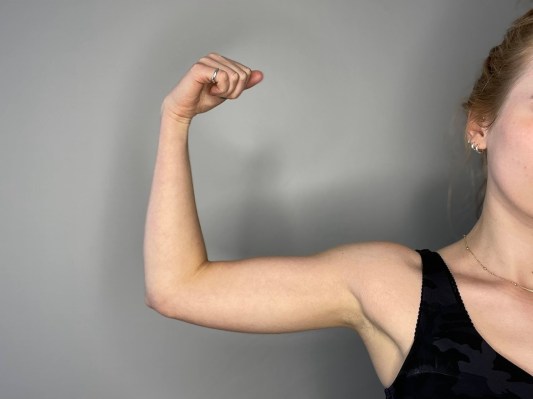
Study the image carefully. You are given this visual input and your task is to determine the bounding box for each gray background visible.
[1,1,529,398]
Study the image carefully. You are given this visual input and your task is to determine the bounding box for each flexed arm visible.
[143,53,418,335]
[144,53,262,302]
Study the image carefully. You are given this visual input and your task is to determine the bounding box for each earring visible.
[469,141,483,154]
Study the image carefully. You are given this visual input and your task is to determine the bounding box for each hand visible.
[161,53,264,124]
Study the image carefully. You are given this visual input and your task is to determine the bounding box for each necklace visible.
[463,235,533,293]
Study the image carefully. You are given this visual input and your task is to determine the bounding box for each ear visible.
[465,112,489,151]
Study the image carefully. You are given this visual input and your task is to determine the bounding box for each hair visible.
[464,9,533,124]
[462,8,533,215]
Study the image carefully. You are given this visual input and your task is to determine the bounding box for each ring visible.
[210,68,219,84]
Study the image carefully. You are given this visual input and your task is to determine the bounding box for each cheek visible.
[487,118,533,192]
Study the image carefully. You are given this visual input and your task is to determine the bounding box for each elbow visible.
[144,264,205,319]
[144,289,178,319]
[144,291,159,311]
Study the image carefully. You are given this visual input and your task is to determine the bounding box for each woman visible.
[143,9,533,398]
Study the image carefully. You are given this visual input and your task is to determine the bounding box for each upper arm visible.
[147,241,418,334]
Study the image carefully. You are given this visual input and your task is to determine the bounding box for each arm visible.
[143,54,416,334]
[144,53,259,298]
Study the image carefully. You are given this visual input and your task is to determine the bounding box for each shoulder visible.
[319,241,421,283]
[331,241,423,339]
[341,241,421,297]
[318,241,421,323]
[320,241,424,383]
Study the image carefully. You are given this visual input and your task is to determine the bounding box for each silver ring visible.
[210,68,219,84]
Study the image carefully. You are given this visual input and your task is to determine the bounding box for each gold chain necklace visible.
[463,235,533,293]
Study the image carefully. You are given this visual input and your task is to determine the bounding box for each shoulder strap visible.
[416,249,463,309]
[388,249,473,387]
[413,249,472,352]
[405,250,470,355]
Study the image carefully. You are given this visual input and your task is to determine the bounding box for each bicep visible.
[149,242,412,334]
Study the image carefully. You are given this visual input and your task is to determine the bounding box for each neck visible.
[467,196,533,288]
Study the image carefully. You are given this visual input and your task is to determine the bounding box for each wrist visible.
[160,97,195,126]
[159,111,191,146]
[161,109,193,126]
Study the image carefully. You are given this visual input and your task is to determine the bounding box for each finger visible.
[212,68,262,98]
[246,70,264,89]
[214,55,263,92]
[209,69,232,96]
[214,54,253,90]
[198,56,240,97]
[207,53,252,99]
[189,61,231,95]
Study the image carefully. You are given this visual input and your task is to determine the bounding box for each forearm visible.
[143,54,262,308]
[143,114,207,304]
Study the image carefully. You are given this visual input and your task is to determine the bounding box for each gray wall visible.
[1,1,528,398]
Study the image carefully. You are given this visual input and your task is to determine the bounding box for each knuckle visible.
[197,57,210,65]
[207,52,219,58]
[219,74,230,89]
[191,62,203,72]
[218,69,229,81]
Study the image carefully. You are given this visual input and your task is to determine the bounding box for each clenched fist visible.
[161,53,263,124]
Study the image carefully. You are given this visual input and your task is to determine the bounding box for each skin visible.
[438,57,533,377]
[143,53,533,389]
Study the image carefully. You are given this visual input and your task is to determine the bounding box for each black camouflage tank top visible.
[384,249,533,398]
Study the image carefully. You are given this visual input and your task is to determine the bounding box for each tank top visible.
[384,249,533,398]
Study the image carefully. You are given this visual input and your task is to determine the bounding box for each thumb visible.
[245,70,264,89]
